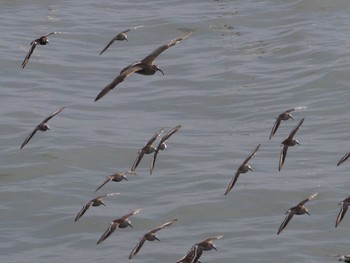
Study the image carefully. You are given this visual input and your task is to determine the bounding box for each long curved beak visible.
[157,67,164,75]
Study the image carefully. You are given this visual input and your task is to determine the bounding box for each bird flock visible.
[18,27,350,262]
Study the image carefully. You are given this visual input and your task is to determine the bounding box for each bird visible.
[333,255,350,262]
[99,25,144,55]
[94,32,192,101]
[97,208,141,245]
[269,106,306,140]
[74,193,120,222]
[278,117,305,171]
[277,192,318,235]
[20,106,65,149]
[21,32,61,68]
[335,196,350,228]
[224,144,261,195]
[150,125,181,175]
[176,235,223,263]
[128,219,177,259]
[130,128,164,172]
[337,152,350,166]
[95,172,129,192]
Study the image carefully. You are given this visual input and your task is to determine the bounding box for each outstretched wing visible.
[141,32,192,64]
[121,208,142,220]
[335,202,349,228]
[297,192,318,206]
[150,219,178,233]
[269,116,283,140]
[94,64,143,101]
[99,36,118,55]
[287,117,305,139]
[224,171,240,195]
[20,127,39,149]
[95,176,113,192]
[277,211,294,235]
[129,236,147,259]
[131,151,145,172]
[243,144,261,165]
[278,144,288,171]
[21,42,38,68]
[74,201,93,221]
[337,151,350,166]
[96,222,119,244]
[42,107,65,124]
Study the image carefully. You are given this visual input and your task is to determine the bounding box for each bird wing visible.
[176,245,200,263]
[337,152,350,166]
[288,117,305,139]
[94,64,143,101]
[269,116,282,140]
[21,41,38,68]
[95,192,120,200]
[201,235,224,243]
[160,125,181,144]
[146,128,164,145]
[122,25,144,34]
[96,222,119,244]
[150,150,159,175]
[121,208,142,220]
[128,236,147,259]
[131,151,145,172]
[298,192,318,206]
[336,201,349,228]
[243,144,261,165]
[277,211,294,235]
[278,144,288,171]
[42,107,65,124]
[141,32,192,64]
[45,32,62,37]
[99,36,118,55]
[95,176,113,192]
[20,126,39,149]
[224,171,240,195]
[150,219,178,233]
[74,200,93,221]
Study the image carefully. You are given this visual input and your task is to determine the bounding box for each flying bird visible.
[21,32,61,68]
[337,152,350,166]
[20,106,65,149]
[277,192,318,235]
[333,255,350,263]
[97,208,141,245]
[224,144,261,195]
[176,235,223,263]
[130,128,164,172]
[94,32,192,101]
[99,25,144,55]
[129,219,177,259]
[150,125,181,175]
[335,196,350,228]
[75,193,120,222]
[95,172,129,192]
[269,106,306,140]
[278,117,305,171]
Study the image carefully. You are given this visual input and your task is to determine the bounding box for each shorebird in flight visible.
[74,193,120,222]
[130,128,164,172]
[97,208,141,245]
[94,32,192,101]
[278,117,305,171]
[150,125,181,175]
[335,196,350,228]
[277,192,318,235]
[224,144,261,195]
[21,32,62,68]
[99,25,144,55]
[269,106,306,140]
[129,219,177,259]
[176,235,223,263]
[20,106,65,149]
[95,172,129,192]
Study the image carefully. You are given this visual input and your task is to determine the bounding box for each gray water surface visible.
[1,0,350,262]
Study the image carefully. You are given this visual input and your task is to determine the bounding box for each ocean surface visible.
[1,0,350,262]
